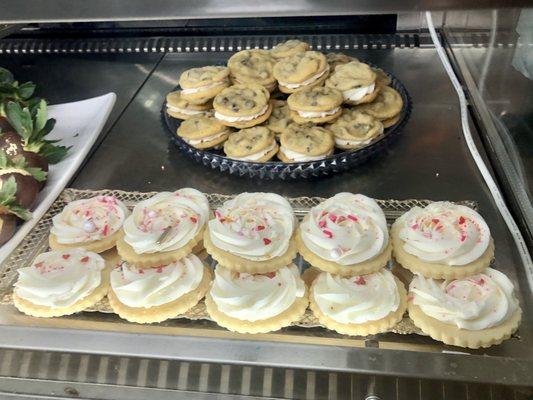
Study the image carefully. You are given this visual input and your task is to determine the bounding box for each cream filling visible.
[184,130,229,145]
[279,66,329,89]
[280,146,329,162]
[167,104,211,116]
[297,107,340,119]
[231,142,276,161]
[215,105,268,122]
[335,137,373,147]
[343,83,376,101]
[181,80,228,94]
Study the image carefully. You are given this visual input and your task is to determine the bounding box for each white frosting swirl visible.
[208,193,296,261]
[51,195,129,244]
[123,188,209,254]
[343,83,375,101]
[313,269,400,324]
[410,268,519,330]
[210,264,305,321]
[110,254,204,308]
[297,107,340,118]
[396,202,491,265]
[301,193,389,265]
[14,249,105,308]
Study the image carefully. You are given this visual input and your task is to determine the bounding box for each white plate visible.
[0,92,116,263]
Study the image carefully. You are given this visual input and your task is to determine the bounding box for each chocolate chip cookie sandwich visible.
[297,193,392,276]
[13,249,111,317]
[166,91,212,120]
[355,86,403,128]
[204,193,298,273]
[206,264,308,333]
[49,195,129,253]
[391,202,495,279]
[228,49,277,92]
[223,127,278,162]
[177,116,231,149]
[309,268,407,336]
[287,86,343,124]
[278,124,334,162]
[116,188,210,268]
[262,100,293,137]
[270,39,310,59]
[179,66,230,104]
[326,61,379,105]
[108,254,211,323]
[408,268,521,348]
[327,109,384,150]
[273,51,329,93]
[213,84,272,128]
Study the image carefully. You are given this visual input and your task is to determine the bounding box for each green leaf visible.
[0,150,7,168]
[5,102,33,141]
[17,82,36,100]
[0,176,17,201]
[34,99,48,133]
[0,68,14,85]
[40,142,70,164]
[26,167,47,182]
[8,204,32,220]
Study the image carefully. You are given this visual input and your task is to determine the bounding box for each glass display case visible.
[0,3,531,399]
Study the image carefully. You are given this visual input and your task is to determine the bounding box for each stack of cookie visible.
[297,193,408,336]
[203,192,308,334]
[391,202,522,348]
[167,39,405,163]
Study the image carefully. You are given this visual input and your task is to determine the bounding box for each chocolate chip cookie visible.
[325,61,379,105]
[273,51,329,93]
[177,116,232,149]
[263,100,293,137]
[326,109,384,150]
[278,123,334,162]
[228,50,277,92]
[287,86,343,124]
[213,84,273,129]
[326,52,358,72]
[224,126,278,162]
[166,91,213,120]
[270,40,310,59]
[179,66,230,104]
[354,86,403,128]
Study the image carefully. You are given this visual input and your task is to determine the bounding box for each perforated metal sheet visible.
[0,188,477,335]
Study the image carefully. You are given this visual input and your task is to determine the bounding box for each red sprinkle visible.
[323,229,333,239]
[460,233,467,242]
[263,238,272,245]
[348,214,358,222]
[190,216,198,223]
[256,225,265,231]
[432,218,440,224]
[80,256,89,263]
[102,224,109,236]
[35,262,44,269]
[329,213,338,223]
[62,254,71,260]
[459,216,466,224]
[266,272,276,279]
[354,276,366,285]
[475,278,485,286]
[318,220,327,228]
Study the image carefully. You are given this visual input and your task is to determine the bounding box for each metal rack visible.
[0,13,532,399]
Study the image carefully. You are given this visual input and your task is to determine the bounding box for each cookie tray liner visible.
[0,188,477,338]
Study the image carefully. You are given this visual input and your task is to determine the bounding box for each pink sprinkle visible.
[190,216,197,223]
[475,278,485,286]
[459,216,466,224]
[318,220,327,229]
[323,229,333,239]
[329,213,338,223]
[138,269,145,274]
[156,266,164,273]
[102,224,109,236]
[411,223,419,230]
[265,272,276,279]
[348,215,358,222]
[263,238,272,245]
[80,256,89,263]
[354,276,366,285]
[35,262,44,269]
[432,218,440,224]
[256,225,265,231]
[62,254,71,260]
[460,233,467,242]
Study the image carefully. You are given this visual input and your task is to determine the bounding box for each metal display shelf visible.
[0,33,532,394]
[0,0,531,24]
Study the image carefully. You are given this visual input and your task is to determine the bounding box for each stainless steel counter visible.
[0,34,532,389]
